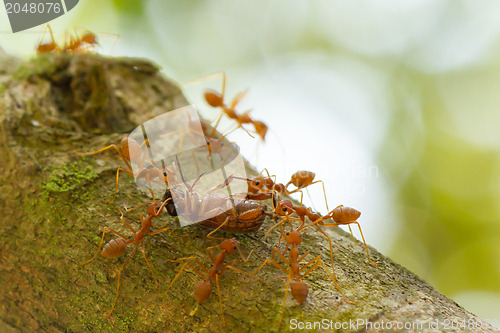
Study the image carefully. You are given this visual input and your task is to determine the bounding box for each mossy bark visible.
[0,49,497,333]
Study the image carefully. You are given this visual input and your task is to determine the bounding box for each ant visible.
[205,125,254,159]
[285,171,329,211]
[301,205,378,266]
[243,220,352,328]
[36,25,99,54]
[243,169,329,211]
[200,72,268,141]
[265,195,343,277]
[82,198,174,316]
[75,136,167,203]
[163,219,255,326]
[62,30,99,53]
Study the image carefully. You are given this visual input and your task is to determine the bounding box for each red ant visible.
[244,219,352,328]
[82,198,173,316]
[200,72,268,141]
[36,25,99,54]
[63,30,99,53]
[163,219,255,326]
[301,205,378,266]
[75,136,167,203]
[243,169,329,211]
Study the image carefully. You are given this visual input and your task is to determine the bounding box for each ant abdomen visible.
[101,238,126,258]
[290,171,315,188]
[291,280,308,304]
[120,137,141,162]
[331,206,361,223]
[194,280,212,303]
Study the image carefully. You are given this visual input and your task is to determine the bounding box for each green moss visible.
[13,55,57,80]
[43,161,98,198]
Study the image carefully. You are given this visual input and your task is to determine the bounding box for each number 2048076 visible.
[5,2,61,14]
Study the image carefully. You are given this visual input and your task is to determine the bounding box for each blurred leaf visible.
[112,0,145,16]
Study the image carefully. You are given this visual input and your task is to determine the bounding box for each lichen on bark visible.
[0,48,498,333]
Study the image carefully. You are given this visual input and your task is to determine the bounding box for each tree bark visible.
[0,49,497,333]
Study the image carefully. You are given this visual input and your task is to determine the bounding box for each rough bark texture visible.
[0,49,498,333]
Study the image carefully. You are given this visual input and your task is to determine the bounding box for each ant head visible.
[204,90,223,107]
[147,202,163,216]
[253,121,268,140]
[221,239,239,254]
[251,177,265,189]
[284,229,301,245]
[276,199,294,216]
[81,32,98,45]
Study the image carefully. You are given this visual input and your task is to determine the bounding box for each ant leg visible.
[166,257,209,275]
[296,250,311,264]
[82,227,128,266]
[278,271,292,328]
[314,225,336,275]
[107,167,134,204]
[209,112,224,138]
[106,244,138,316]
[116,208,137,234]
[125,202,150,214]
[206,217,229,241]
[300,256,355,304]
[206,245,219,264]
[242,258,287,283]
[314,180,329,211]
[229,89,248,110]
[221,265,256,280]
[149,226,175,236]
[351,222,377,265]
[163,259,208,296]
[163,262,189,296]
[141,241,158,289]
[75,144,132,171]
[215,273,226,326]
[144,173,156,202]
[237,246,253,263]
[181,71,227,92]
[37,24,50,45]
[323,221,378,265]
[264,218,285,239]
